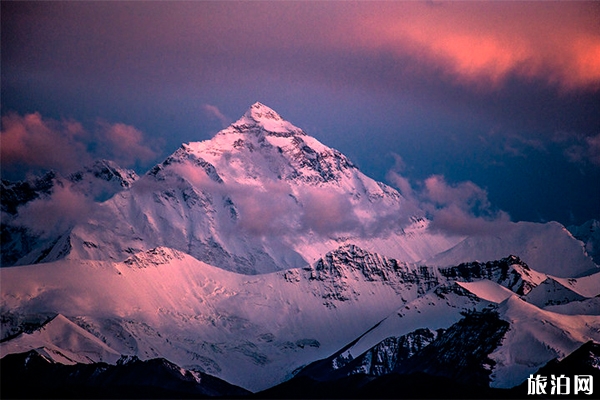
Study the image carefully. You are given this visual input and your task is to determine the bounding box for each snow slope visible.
[552,270,600,298]
[490,295,600,388]
[293,255,600,389]
[425,221,597,277]
[1,245,444,391]
[0,314,121,365]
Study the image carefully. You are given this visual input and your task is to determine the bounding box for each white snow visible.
[1,246,438,391]
[552,270,600,298]
[0,314,121,365]
[230,102,305,135]
[456,280,515,303]
[489,295,600,388]
[543,297,600,315]
[523,277,586,308]
[425,221,598,277]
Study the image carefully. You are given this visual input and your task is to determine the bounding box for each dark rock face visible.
[258,310,518,399]
[1,171,56,215]
[0,351,251,399]
[1,172,57,267]
[440,255,538,295]
[344,328,439,377]
[393,309,510,387]
[305,245,440,307]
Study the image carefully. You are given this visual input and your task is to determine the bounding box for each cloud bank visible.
[202,104,231,128]
[421,175,512,236]
[12,181,97,239]
[356,2,600,90]
[387,157,512,237]
[563,133,600,167]
[1,112,158,178]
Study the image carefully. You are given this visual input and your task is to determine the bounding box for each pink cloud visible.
[386,171,414,202]
[423,175,489,209]
[232,182,298,236]
[13,2,597,98]
[202,104,230,128]
[1,112,159,176]
[1,112,91,174]
[299,188,359,236]
[13,182,97,238]
[427,203,512,237]
[420,175,512,235]
[354,2,600,90]
[100,122,158,166]
[170,163,217,189]
[385,172,513,236]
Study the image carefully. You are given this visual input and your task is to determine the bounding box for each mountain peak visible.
[246,102,283,121]
[227,102,305,137]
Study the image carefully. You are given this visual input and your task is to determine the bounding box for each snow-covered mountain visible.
[1,244,599,392]
[43,102,459,273]
[67,159,139,200]
[1,160,138,267]
[569,219,600,265]
[283,256,600,391]
[1,102,599,397]
[0,245,447,390]
[424,221,597,277]
[9,103,594,278]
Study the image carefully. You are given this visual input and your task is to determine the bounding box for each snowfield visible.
[2,245,599,391]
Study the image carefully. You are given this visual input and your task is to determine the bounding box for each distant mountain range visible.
[1,103,598,398]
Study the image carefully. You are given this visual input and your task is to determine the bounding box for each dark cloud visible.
[563,133,600,167]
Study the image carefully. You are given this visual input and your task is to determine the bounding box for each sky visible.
[2,1,599,229]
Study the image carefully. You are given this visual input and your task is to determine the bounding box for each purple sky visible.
[2,1,599,227]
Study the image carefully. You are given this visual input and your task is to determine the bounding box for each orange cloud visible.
[355,2,600,90]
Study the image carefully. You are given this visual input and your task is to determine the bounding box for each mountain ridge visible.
[2,243,599,392]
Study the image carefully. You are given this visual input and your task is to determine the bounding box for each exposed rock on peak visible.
[439,255,546,295]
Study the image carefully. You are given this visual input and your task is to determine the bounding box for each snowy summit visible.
[225,102,306,137]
